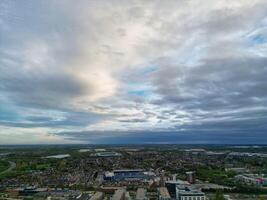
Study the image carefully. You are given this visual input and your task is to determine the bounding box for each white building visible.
[176,186,206,200]
[235,174,267,186]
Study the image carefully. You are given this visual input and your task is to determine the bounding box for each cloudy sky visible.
[0,0,267,144]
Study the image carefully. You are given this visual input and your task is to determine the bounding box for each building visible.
[104,169,155,182]
[176,186,206,200]
[8,187,48,198]
[112,189,126,200]
[95,152,122,157]
[100,186,124,194]
[113,169,144,181]
[158,187,171,200]
[135,188,147,200]
[165,180,189,198]
[186,171,196,184]
[235,174,267,186]
[225,168,248,173]
[103,171,115,181]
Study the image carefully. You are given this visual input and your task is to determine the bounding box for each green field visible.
[0,160,9,173]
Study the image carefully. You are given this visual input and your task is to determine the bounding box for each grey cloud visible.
[1,70,85,108]
[151,56,267,108]
[118,118,148,123]
[0,111,104,128]
[0,0,267,144]
[53,129,267,144]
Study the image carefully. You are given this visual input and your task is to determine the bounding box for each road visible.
[0,161,16,175]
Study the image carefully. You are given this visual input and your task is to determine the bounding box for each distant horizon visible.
[1,143,267,146]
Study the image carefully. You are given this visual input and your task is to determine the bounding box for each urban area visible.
[0,145,267,200]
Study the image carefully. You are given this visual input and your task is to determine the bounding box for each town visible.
[0,145,267,200]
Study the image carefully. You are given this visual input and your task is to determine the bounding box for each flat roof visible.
[178,191,205,196]
[114,169,143,172]
[94,152,122,157]
[176,186,205,196]
[166,180,189,185]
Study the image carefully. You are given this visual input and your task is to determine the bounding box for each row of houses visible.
[235,174,267,186]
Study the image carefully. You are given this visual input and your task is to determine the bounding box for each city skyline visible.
[0,0,267,144]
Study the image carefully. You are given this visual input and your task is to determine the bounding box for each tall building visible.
[165,180,190,198]
[186,171,196,184]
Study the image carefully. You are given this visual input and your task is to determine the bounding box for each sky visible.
[0,0,267,144]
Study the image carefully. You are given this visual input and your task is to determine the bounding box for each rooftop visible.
[176,186,205,196]
[165,180,189,185]
[159,187,171,199]
[112,189,125,200]
[90,192,104,200]
[136,188,146,200]
[114,169,143,173]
